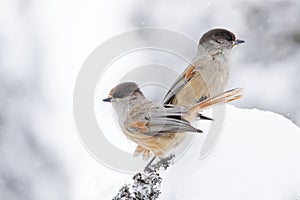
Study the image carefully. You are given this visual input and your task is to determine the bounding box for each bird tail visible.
[188,88,243,116]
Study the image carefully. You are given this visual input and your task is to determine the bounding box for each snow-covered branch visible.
[112,154,175,200]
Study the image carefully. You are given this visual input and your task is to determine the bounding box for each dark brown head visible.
[199,28,244,49]
[103,82,143,102]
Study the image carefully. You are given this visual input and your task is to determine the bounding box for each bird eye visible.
[225,35,233,41]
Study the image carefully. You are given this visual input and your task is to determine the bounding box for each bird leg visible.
[144,156,157,172]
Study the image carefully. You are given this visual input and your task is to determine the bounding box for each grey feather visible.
[146,117,202,136]
[127,105,202,136]
[162,75,189,104]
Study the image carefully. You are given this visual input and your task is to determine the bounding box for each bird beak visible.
[102,97,112,102]
[234,39,245,45]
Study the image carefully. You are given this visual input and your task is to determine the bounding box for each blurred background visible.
[0,0,299,199]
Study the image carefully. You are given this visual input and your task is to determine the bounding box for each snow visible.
[160,105,300,200]
[91,105,300,199]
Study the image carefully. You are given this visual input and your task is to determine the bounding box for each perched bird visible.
[163,28,244,107]
[103,82,242,159]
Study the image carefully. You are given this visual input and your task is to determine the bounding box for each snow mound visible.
[161,105,300,200]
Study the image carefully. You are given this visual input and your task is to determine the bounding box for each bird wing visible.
[162,64,209,105]
[126,105,202,136]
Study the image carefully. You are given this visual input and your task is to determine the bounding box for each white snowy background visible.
[0,0,300,199]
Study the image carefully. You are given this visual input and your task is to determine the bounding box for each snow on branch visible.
[112,154,175,200]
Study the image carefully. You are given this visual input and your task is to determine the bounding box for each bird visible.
[103,82,242,159]
[163,28,244,108]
